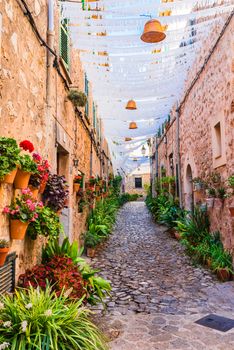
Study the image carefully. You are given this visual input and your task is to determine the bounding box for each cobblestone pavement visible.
[90,202,234,349]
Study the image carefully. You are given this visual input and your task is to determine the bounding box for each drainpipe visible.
[46,0,55,158]
[154,140,159,198]
[90,140,93,177]
[176,103,183,208]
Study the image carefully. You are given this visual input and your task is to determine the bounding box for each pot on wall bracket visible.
[1,168,18,185]
[14,169,31,189]
[10,220,29,240]
[0,247,10,267]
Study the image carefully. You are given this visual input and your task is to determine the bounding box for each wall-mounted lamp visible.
[73,159,79,167]
[141,145,146,156]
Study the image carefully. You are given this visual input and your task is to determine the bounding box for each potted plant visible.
[89,176,97,187]
[14,154,38,189]
[3,188,43,239]
[67,90,88,108]
[74,175,83,192]
[0,137,20,184]
[192,177,205,191]
[85,232,100,258]
[0,240,10,267]
[215,187,227,209]
[28,153,50,194]
[211,246,233,282]
[206,187,216,208]
[42,174,69,213]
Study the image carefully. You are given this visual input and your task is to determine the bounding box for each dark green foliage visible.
[0,137,20,179]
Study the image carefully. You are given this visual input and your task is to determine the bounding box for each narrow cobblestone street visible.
[91,202,234,349]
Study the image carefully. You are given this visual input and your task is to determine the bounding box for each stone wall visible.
[0,0,112,277]
[125,173,150,196]
[155,17,234,255]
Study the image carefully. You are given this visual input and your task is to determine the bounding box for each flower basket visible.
[87,247,96,258]
[73,183,80,192]
[29,186,39,199]
[10,220,29,240]
[206,197,214,209]
[1,168,18,184]
[14,169,31,189]
[0,247,10,267]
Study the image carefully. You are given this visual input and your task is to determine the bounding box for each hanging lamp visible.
[125,137,132,141]
[125,100,137,110]
[141,19,166,43]
[129,122,138,129]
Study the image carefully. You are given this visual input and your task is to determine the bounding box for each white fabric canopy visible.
[62,0,234,174]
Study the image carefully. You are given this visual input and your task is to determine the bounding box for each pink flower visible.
[3,207,10,214]
[38,202,43,208]
[34,213,38,219]
[22,188,31,195]
[32,153,42,162]
[30,217,36,222]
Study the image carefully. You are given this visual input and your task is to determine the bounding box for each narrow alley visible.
[91,202,234,350]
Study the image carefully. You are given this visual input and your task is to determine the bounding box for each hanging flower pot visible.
[1,168,18,184]
[10,220,29,240]
[14,169,31,189]
[73,183,80,192]
[0,240,10,267]
[39,181,47,194]
[129,122,138,129]
[29,186,39,199]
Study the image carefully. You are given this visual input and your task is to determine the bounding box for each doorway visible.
[185,164,194,211]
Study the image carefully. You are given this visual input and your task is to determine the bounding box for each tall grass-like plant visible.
[0,286,108,350]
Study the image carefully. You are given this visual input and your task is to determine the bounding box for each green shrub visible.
[0,286,108,350]
[0,137,20,179]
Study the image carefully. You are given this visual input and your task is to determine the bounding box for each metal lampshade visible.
[129,122,138,129]
[141,19,166,43]
[126,100,137,110]
[125,137,132,141]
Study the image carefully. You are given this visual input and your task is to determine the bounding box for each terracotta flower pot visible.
[29,186,39,199]
[217,268,230,282]
[73,183,80,192]
[229,207,234,217]
[95,185,100,192]
[174,232,181,240]
[87,247,96,258]
[96,196,102,202]
[1,168,17,184]
[56,209,62,216]
[0,247,10,267]
[10,220,29,240]
[39,181,47,194]
[14,169,31,189]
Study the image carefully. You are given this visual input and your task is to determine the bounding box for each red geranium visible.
[20,140,34,153]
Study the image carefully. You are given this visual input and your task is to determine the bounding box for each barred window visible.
[60,18,70,71]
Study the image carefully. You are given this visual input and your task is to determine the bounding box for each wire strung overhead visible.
[62,0,234,173]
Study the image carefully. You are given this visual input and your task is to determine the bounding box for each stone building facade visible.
[0,0,112,277]
[150,15,234,255]
[124,164,150,197]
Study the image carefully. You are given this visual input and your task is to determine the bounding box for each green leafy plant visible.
[217,187,228,199]
[0,239,10,248]
[0,286,108,350]
[18,154,38,174]
[0,137,20,179]
[68,90,88,107]
[27,206,63,240]
[228,175,234,187]
[207,187,216,197]
[84,231,101,248]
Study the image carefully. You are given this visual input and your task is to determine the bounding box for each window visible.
[84,74,89,117]
[214,122,222,159]
[59,18,70,71]
[135,177,142,188]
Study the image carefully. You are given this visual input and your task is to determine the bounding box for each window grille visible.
[0,252,16,294]
[60,18,70,71]
[135,177,142,188]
